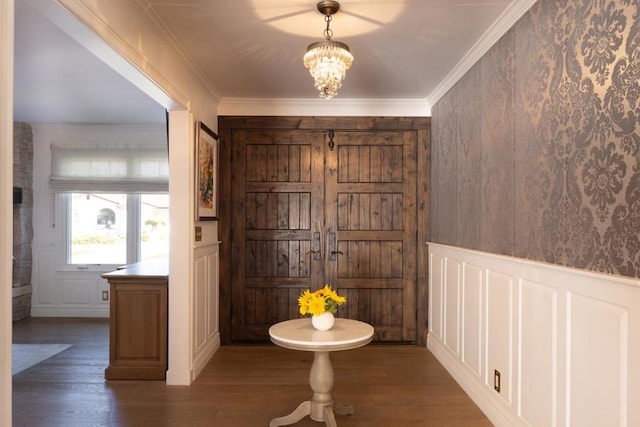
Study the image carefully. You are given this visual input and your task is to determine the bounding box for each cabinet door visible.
[105,279,167,380]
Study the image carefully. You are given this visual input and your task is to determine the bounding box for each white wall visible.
[428,243,640,427]
[22,0,221,385]
[30,124,167,317]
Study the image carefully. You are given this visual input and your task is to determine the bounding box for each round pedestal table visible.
[268,318,374,427]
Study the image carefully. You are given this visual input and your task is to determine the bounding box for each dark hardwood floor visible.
[12,318,491,426]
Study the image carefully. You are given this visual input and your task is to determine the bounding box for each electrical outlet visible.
[494,369,501,393]
[101,290,109,301]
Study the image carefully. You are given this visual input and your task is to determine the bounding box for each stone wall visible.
[13,122,33,321]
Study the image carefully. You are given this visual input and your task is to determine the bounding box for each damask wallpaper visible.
[431,0,640,278]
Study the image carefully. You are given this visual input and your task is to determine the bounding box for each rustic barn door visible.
[324,131,417,341]
[219,117,430,344]
[229,129,325,341]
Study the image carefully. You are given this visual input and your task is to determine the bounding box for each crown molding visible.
[426,0,538,107]
[128,0,222,102]
[218,98,431,117]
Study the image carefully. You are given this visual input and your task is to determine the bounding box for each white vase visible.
[311,312,335,331]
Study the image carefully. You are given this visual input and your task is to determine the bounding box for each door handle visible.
[309,232,321,261]
[328,232,342,261]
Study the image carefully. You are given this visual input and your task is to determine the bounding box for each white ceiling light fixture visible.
[303,1,353,99]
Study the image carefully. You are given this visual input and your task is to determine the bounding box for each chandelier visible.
[303,1,353,99]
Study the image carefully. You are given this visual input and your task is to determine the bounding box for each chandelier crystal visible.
[304,1,353,99]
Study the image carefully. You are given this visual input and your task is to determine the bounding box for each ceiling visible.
[13,0,167,125]
[13,0,523,125]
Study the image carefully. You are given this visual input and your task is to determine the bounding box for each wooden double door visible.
[218,117,430,344]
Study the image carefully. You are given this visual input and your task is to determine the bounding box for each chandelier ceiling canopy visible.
[303,1,353,99]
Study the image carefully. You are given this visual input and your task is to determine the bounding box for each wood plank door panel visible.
[220,117,430,344]
[231,130,325,341]
[325,131,417,341]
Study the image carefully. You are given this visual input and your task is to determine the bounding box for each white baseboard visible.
[31,307,109,318]
[191,332,220,381]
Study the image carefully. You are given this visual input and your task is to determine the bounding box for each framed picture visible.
[195,121,219,220]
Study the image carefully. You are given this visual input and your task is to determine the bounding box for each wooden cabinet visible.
[102,260,168,380]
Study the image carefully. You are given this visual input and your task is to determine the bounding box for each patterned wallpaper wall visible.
[431,0,640,278]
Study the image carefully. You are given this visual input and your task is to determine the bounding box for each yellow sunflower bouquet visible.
[298,285,347,316]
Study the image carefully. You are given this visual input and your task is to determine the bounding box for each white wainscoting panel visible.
[33,248,55,305]
[429,252,445,340]
[567,292,627,427]
[96,278,110,306]
[191,238,220,381]
[518,279,557,427]
[31,247,109,317]
[445,257,461,354]
[193,256,207,352]
[60,277,92,305]
[485,269,514,405]
[462,263,483,377]
[427,243,640,427]
[207,248,219,344]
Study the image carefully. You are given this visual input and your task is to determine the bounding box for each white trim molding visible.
[0,0,14,424]
[218,97,430,117]
[31,308,109,318]
[428,243,640,427]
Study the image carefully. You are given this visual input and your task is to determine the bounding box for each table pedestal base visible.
[270,351,354,427]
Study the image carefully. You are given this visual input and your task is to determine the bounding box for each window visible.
[140,194,170,261]
[69,193,127,265]
[62,192,169,268]
[49,143,170,270]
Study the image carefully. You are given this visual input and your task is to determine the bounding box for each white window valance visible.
[49,145,169,193]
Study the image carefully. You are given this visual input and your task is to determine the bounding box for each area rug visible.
[12,343,72,375]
